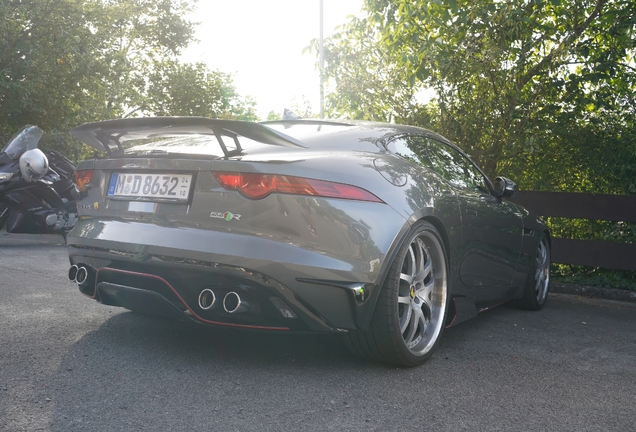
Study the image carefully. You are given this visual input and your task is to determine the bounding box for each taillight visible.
[75,170,94,192]
[213,172,383,203]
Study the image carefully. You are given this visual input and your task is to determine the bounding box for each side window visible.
[388,136,421,164]
[388,135,436,167]
[426,139,489,192]
[388,135,489,192]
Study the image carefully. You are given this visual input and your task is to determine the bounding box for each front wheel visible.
[344,221,449,367]
[512,234,550,310]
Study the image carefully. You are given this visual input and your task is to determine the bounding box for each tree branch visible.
[517,0,607,89]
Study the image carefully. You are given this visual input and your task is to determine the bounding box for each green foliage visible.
[553,265,636,291]
[289,95,317,118]
[266,96,318,120]
[317,0,636,289]
[321,0,636,182]
[1,0,194,131]
[40,130,98,164]
[547,217,636,288]
[266,110,282,121]
[307,17,433,125]
[143,61,258,120]
[0,0,258,159]
[547,219,636,243]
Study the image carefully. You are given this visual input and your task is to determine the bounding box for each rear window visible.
[124,134,266,157]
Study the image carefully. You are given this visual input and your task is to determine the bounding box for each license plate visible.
[107,173,192,202]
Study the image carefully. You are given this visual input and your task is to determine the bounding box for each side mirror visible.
[493,176,516,198]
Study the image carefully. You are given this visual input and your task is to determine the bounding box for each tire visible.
[344,221,449,367]
[512,234,550,310]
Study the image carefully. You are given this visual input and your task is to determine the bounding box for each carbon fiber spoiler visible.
[71,117,308,157]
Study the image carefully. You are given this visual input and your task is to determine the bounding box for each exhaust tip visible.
[68,265,79,282]
[198,289,216,310]
[223,291,247,314]
[75,266,88,285]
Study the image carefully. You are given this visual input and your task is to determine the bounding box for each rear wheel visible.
[512,234,550,310]
[344,221,449,367]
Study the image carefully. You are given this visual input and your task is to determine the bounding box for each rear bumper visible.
[68,242,388,333]
[67,204,409,332]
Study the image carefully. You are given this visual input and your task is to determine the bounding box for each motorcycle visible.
[0,125,78,236]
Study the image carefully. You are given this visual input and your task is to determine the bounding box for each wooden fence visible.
[509,191,636,271]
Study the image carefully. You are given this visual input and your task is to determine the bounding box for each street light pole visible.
[319,0,324,119]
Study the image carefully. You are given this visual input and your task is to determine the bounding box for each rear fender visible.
[352,212,443,331]
[350,220,413,330]
[359,211,462,331]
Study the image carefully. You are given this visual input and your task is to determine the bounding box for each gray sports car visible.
[67,117,550,367]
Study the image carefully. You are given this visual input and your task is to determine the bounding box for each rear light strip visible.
[213,172,383,202]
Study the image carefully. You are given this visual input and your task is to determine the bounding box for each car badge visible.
[210,211,241,221]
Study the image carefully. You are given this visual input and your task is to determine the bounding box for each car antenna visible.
[282,108,301,120]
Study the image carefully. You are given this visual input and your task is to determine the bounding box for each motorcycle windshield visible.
[1,125,44,160]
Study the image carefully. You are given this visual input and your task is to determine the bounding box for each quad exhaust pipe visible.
[68,264,91,285]
[68,265,78,282]
[223,291,249,314]
[197,289,250,314]
[75,266,89,285]
[198,289,216,310]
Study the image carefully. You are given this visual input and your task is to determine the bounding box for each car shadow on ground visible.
[41,295,636,431]
[43,305,500,431]
[51,302,505,372]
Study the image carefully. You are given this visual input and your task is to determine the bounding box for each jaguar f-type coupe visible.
[67,117,550,367]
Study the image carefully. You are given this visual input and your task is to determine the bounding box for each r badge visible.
[210,211,241,221]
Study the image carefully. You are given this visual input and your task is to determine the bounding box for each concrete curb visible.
[551,282,636,303]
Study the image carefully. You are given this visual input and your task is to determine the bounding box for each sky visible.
[181,0,365,119]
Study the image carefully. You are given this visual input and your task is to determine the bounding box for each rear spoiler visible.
[71,117,308,157]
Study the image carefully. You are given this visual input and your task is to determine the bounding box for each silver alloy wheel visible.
[534,238,550,304]
[397,230,447,357]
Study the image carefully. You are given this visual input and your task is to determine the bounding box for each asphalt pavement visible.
[1,232,635,431]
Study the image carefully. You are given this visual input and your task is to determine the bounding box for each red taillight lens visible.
[75,170,94,192]
[213,172,383,203]
[240,173,275,200]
